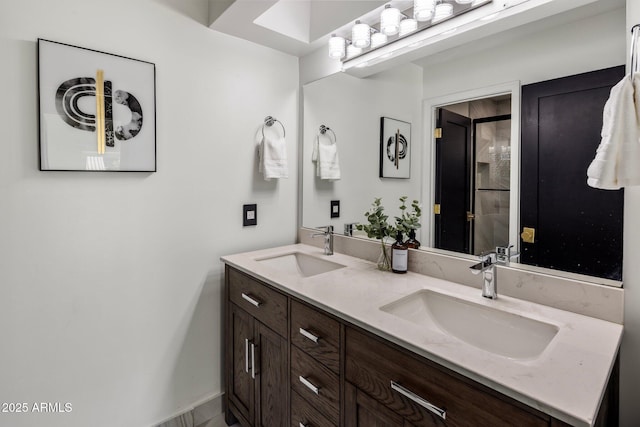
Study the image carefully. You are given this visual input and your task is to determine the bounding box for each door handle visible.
[250,343,257,380]
[521,227,535,243]
[244,338,250,374]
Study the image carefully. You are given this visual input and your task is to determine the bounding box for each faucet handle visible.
[496,245,519,264]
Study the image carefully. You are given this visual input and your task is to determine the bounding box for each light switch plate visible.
[243,204,257,226]
[331,200,340,218]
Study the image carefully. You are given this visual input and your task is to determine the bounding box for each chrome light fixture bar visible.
[333,0,504,71]
[328,0,494,65]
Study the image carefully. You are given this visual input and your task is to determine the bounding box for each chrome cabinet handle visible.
[244,338,250,374]
[251,343,257,379]
[241,293,262,307]
[299,376,319,395]
[299,327,320,344]
[390,381,446,420]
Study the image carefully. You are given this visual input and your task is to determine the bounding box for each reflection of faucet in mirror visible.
[470,245,520,299]
[311,225,334,255]
[344,222,358,236]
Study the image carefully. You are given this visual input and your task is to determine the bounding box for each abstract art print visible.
[38,39,156,171]
[380,117,411,179]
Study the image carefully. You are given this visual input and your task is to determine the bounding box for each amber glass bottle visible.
[405,229,421,249]
[391,231,408,274]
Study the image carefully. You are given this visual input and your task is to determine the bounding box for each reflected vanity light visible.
[352,20,372,48]
[414,0,435,21]
[328,34,346,59]
[381,4,402,36]
[433,2,454,22]
[371,32,388,48]
[399,18,418,36]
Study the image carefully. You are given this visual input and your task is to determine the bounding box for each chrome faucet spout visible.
[469,252,497,299]
[311,225,334,255]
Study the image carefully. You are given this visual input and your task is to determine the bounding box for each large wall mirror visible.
[301,1,626,286]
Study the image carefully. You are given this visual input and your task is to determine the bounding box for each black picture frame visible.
[37,39,157,172]
[379,116,411,179]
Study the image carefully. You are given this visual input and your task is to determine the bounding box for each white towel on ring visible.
[587,74,640,189]
[312,134,341,181]
[257,129,288,180]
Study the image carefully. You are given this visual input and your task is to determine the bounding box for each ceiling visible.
[208,0,389,57]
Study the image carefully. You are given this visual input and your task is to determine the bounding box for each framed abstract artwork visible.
[37,39,156,171]
[380,117,411,179]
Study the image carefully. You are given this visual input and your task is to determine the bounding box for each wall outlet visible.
[331,200,340,218]
[243,204,257,226]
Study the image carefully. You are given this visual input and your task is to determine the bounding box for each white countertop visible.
[221,244,622,427]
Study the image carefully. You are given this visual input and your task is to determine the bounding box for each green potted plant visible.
[357,197,395,271]
[395,196,422,249]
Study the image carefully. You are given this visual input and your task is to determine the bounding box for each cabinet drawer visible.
[228,267,288,337]
[291,345,340,425]
[291,300,341,374]
[345,327,548,427]
[291,390,337,427]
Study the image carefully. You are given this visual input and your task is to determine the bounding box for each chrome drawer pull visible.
[251,343,257,380]
[299,375,320,394]
[299,327,320,343]
[241,293,262,307]
[390,381,446,420]
[245,338,250,374]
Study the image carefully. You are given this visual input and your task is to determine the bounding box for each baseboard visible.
[155,393,225,427]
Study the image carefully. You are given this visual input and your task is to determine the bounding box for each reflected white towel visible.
[312,134,341,180]
[257,132,288,180]
[587,74,640,189]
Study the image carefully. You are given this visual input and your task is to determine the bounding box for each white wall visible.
[0,1,299,426]
[622,2,640,425]
[302,64,423,236]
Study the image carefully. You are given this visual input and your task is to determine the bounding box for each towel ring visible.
[319,125,337,143]
[630,24,640,81]
[262,116,286,138]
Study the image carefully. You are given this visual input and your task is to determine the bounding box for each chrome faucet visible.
[469,245,520,299]
[470,251,498,299]
[311,225,334,255]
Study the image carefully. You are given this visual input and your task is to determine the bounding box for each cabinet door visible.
[255,321,288,427]
[345,382,406,427]
[229,303,254,424]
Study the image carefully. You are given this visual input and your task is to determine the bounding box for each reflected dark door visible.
[521,65,624,280]
[434,108,472,254]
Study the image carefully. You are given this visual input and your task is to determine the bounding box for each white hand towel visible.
[312,134,341,180]
[587,74,640,189]
[257,132,288,180]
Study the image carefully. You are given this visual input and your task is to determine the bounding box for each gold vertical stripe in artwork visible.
[96,69,105,154]
[395,129,400,169]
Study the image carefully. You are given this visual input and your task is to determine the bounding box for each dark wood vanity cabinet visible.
[224,265,617,427]
[226,268,288,427]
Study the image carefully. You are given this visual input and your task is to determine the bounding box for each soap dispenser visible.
[391,231,408,274]
[405,229,421,249]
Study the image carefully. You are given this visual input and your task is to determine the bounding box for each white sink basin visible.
[256,252,345,278]
[380,290,559,360]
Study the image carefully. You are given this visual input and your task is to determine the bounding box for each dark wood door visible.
[255,321,288,427]
[434,108,472,254]
[521,65,625,280]
[229,303,254,425]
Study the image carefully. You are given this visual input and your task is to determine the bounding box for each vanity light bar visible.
[340,0,540,71]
